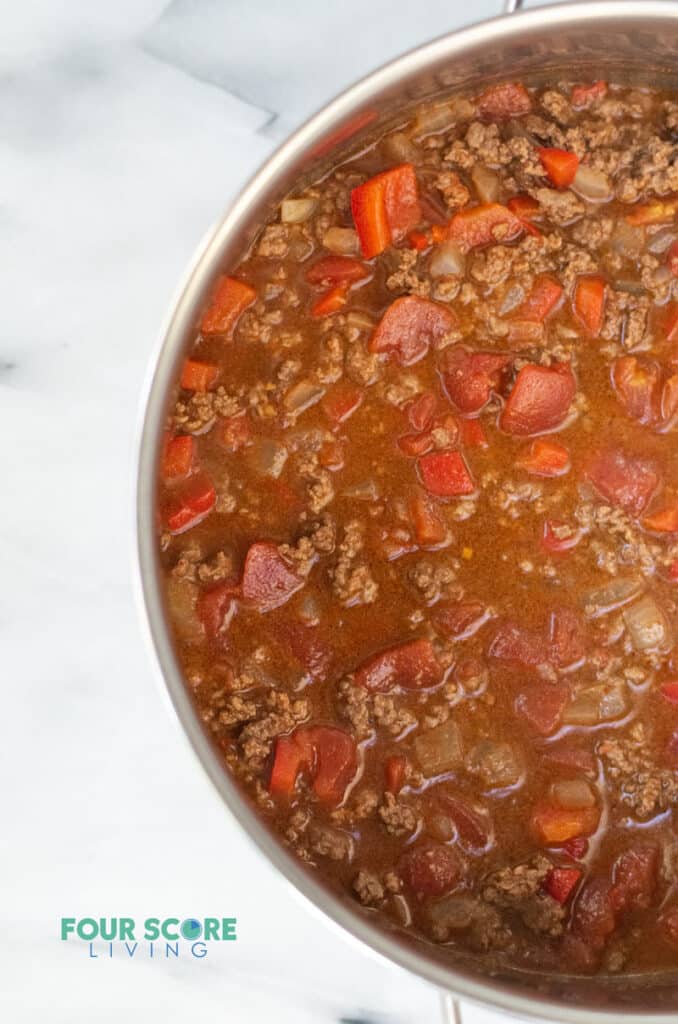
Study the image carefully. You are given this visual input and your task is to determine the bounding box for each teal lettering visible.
[60,918,75,940]
[203,919,219,940]
[222,918,237,941]
[144,918,160,940]
[161,919,179,940]
[119,918,135,940]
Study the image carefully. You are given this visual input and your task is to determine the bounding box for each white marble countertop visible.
[3,1,550,1021]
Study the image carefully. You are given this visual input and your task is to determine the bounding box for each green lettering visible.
[222,918,237,941]
[61,918,76,940]
[119,918,135,940]
[161,918,179,940]
[144,918,160,940]
[203,919,219,940]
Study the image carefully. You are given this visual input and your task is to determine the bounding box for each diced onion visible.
[249,439,288,479]
[468,740,521,789]
[623,594,672,652]
[499,283,525,316]
[341,479,380,501]
[647,226,678,254]
[415,97,475,135]
[298,593,321,626]
[283,379,325,414]
[322,226,359,255]
[165,578,202,644]
[563,684,628,726]
[582,577,643,617]
[571,165,612,201]
[552,778,596,810]
[427,814,456,842]
[414,719,464,776]
[611,220,644,258]
[471,164,501,204]
[384,131,418,163]
[281,197,318,224]
[615,278,646,296]
[429,241,466,278]
[428,895,476,932]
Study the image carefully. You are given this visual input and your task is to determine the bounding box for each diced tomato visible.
[311,283,349,318]
[490,620,546,667]
[626,197,678,226]
[351,163,422,258]
[162,435,194,480]
[571,80,608,109]
[305,254,370,286]
[385,755,407,794]
[507,194,542,237]
[531,803,599,845]
[477,82,532,119]
[549,608,586,667]
[399,842,463,899]
[663,302,678,343]
[398,431,435,457]
[643,499,678,533]
[516,438,570,477]
[437,794,493,852]
[407,391,437,432]
[500,363,576,436]
[586,447,660,516]
[667,240,678,277]
[612,356,662,426]
[563,837,590,861]
[277,622,333,681]
[241,541,304,612]
[370,295,457,366]
[354,637,442,692]
[180,359,220,392]
[269,725,357,804]
[408,230,429,251]
[321,382,364,426]
[573,275,606,336]
[541,518,582,554]
[610,846,658,914]
[545,866,582,904]
[434,600,487,640]
[661,374,678,427]
[197,577,240,640]
[512,275,563,322]
[570,878,616,953]
[200,275,256,335]
[661,680,678,703]
[410,491,448,546]
[538,147,580,189]
[460,418,488,448]
[418,450,475,497]
[516,683,569,736]
[669,560,678,583]
[440,346,512,415]
[165,473,216,534]
[447,203,523,252]
[220,413,251,452]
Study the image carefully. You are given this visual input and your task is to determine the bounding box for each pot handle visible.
[504,0,525,11]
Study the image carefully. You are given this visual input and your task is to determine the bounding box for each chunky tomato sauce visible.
[158,79,678,979]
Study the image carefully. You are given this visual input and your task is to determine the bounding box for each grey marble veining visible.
[3,1,531,1021]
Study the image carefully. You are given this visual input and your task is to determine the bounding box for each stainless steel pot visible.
[136,3,678,1019]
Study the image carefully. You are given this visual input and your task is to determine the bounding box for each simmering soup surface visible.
[159,79,678,976]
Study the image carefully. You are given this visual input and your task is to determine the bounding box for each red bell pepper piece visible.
[612,356,662,426]
[162,435,194,480]
[351,163,421,258]
[447,202,523,252]
[200,275,256,335]
[545,867,582,904]
[516,683,570,735]
[354,637,442,692]
[512,275,563,322]
[197,577,240,639]
[370,295,457,365]
[418,450,475,497]
[541,518,582,554]
[433,600,487,640]
[531,803,599,845]
[165,473,216,534]
[507,194,542,237]
[573,275,606,335]
[180,359,220,392]
[384,755,407,794]
[538,148,580,189]
[586,447,660,517]
[321,381,364,425]
[643,499,678,533]
[407,391,437,432]
[311,283,349,317]
[408,230,429,251]
[571,80,607,109]
[241,541,304,612]
[661,681,678,704]
[305,254,370,286]
[409,491,448,546]
[269,725,357,804]
[516,438,570,477]
[440,346,512,415]
[477,82,531,119]
[500,363,576,436]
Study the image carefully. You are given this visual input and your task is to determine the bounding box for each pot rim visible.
[135,3,678,1019]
